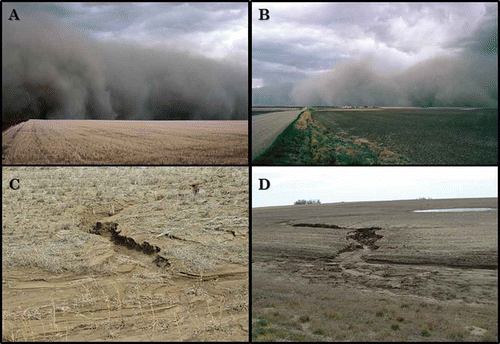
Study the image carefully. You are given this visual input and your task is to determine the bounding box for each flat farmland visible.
[2,120,248,165]
[253,198,498,341]
[313,108,498,165]
[251,107,302,116]
[3,167,249,341]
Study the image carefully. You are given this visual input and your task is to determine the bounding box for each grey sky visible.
[252,167,498,208]
[14,2,248,62]
[252,2,498,88]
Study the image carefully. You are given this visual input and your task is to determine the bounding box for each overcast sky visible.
[14,2,248,62]
[252,167,498,208]
[252,2,497,88]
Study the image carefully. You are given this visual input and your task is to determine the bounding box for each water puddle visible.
[413,208,495,213]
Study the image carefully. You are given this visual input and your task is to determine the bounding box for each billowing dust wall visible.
[2,9,247,122]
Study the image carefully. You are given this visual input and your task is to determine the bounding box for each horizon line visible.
[252,196,498,209]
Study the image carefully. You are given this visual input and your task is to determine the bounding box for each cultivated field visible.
[2,120,248,165]
[313,108,498,165]
[252,198,498,341]
[251,107,302,116]
[2,167,249,341]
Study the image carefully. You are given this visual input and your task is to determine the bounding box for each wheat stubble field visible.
[2,120,248,165]
[252,198,498,342]
[2,167,249,341]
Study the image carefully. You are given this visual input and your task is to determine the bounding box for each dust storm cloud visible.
[2,9,247,122]
[290,55,498,108]
[253,2,497,108]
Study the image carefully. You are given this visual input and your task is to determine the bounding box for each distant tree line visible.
[294,199,321,205]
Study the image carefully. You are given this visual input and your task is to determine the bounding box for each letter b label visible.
[259,9,269,20]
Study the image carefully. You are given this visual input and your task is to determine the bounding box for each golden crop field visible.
[2,120,248,165]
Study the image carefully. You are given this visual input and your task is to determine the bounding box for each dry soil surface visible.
[2,120,248,165]
[2,167,249,341]
[252,198,498,342]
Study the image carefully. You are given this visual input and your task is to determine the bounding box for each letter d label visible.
[258,178,270,190]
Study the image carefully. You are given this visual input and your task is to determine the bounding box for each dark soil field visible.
[252,198,498,342]
[313,108,498,165]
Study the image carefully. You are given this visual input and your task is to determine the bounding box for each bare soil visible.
[2,167,249,341]
[252,198,498,342]
[2,120,248,165]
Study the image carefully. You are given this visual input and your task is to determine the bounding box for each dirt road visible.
[252,109,304,159]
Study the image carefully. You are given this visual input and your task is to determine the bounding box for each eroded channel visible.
[89,222,170,267]
[274,222,497,303]
[291,222,383,253]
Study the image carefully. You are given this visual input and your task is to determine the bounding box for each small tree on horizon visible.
[294,199,321,205]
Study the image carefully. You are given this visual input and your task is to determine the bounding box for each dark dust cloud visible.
[2,10,247,123]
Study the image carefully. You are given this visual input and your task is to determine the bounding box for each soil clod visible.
[153,255,171,267]
[346,227,383,250]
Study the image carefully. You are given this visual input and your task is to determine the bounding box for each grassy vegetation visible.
[252,108,409,165]
[252,272,498,342]
[313,107,498,165]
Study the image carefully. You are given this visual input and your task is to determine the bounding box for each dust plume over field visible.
[252,198,498,341]
[291,55,498,108]
[2,167,249,341]
[2,120,248,165]
[2,6,247,123]
[253,3,497,108]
